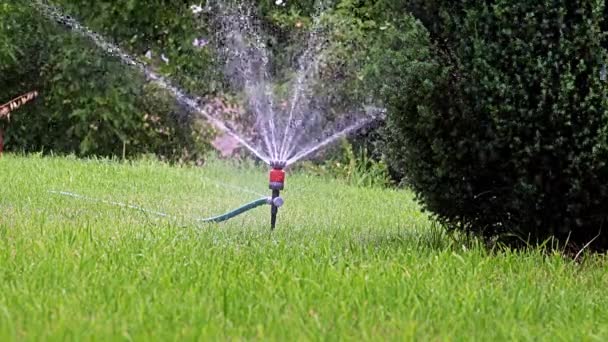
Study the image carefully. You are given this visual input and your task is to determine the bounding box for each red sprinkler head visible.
[269,167,285,190]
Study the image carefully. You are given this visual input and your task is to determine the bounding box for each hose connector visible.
[266,196,284,208]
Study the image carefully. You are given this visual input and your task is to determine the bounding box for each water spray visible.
[32,1,388,231]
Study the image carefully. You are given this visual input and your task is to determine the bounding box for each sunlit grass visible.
[0,154,607,341]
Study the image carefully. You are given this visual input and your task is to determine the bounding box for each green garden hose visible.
[49,191,282,224]
[199,197,272,223]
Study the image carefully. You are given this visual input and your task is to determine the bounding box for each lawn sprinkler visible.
[269,160,286,230]
[51,161,288,231]
[196,161,286,229]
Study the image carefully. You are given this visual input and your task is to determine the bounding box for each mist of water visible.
[32,0,271,164]
[212,1,385,166]
[32,0,385,167]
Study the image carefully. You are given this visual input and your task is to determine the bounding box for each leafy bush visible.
[383,1,608,250]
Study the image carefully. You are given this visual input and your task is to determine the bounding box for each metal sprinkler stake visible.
[268,160,286,230]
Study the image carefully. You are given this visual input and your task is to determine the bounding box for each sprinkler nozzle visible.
[269,162,286,191]
[270,160,286,170]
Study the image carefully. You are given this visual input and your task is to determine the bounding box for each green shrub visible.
[383,0,608,250]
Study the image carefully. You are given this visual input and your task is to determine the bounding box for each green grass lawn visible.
[0,155,607,341]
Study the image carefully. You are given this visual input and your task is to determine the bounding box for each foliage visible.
[382,0,608,250]
[300,139,393,188]
[0,1,218,160]
[51,0,223,95]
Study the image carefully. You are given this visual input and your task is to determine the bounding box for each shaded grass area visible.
[0,155,607,341]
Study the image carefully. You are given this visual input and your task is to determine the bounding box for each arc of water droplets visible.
[264,85,280,160]
[219,3,280,161]
[228,29,275,158]
[34,0,387,167]
[285,111,383,166]
[248,6,281,161]
[32,0,271,165]
[49,190,175,218]
[282,112,323,161]
[278,7,328,162]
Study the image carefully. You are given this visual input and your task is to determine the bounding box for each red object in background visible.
[0,91,39,156]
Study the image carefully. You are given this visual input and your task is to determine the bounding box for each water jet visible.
[32,0,385,230]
